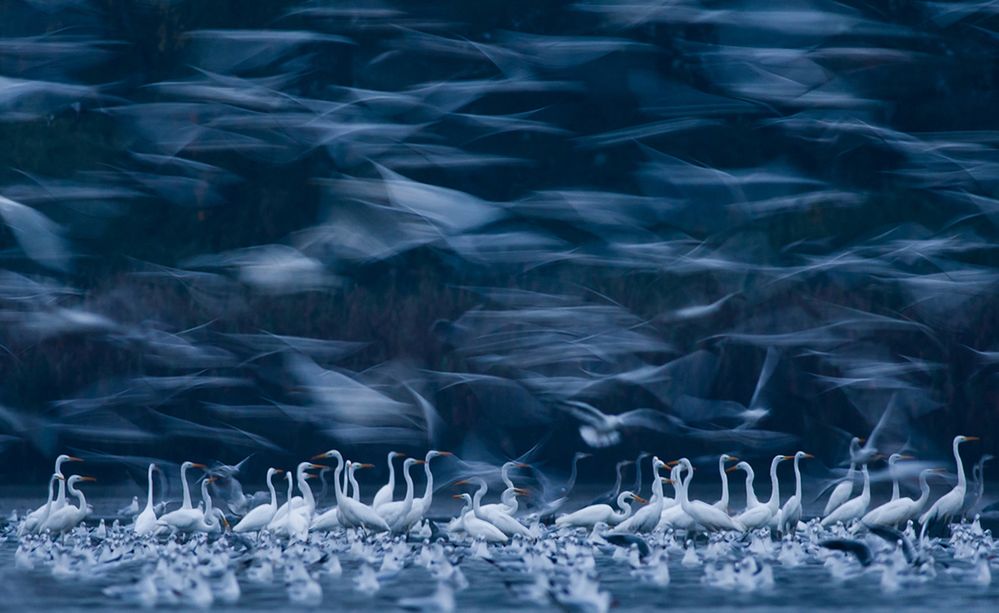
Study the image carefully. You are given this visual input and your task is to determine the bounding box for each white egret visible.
[372,451,405,509]
[657,464,695,530]
[728,461,760,511]
[453,489,507,543]
[737,455,787,530]
[821,464,870,527]
[677,458,745,532]
[19,473,62,536]
[192,476,226,534]
[42,475,97,533]
[461,478,531,538]
[778,451,813,535]
[824,437,862,516]
[479,461,529,516]
[886,453,913,502]
[610,457,666,534]
[233,467,284,533]
[713,454,738,513]
[919,435,979,530]
[156,461,208,532]
[312,449,390,532]
[376,458,424,532]
[862,468,942,528]
[133,463,160,536]
[400,450,452,529]
[556,491,644,528]
[24,455,83,530]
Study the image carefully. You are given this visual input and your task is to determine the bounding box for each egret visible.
[24,455,83,531]
[400,450,452,529]
[461,478,531,538]
[713,454,738,513]
[156,461,208,532]
[824,437,862,516]
[133,463,160,536]
[376,458,424,532]
[19,473,62,536]
[676,458,745,532]
[42,475,92,532]
[737,455,787,530]
[728,461,760,511]
[233,467,284,533]
[778,451,813,535]
[656,464,695,530]
[821,464,870,527]
[610,457,666,534]
[556,491,644,528]
[372,451,405,509]
[862,468,942,528]
[919,435,979,531]
[452,491,507,543]
[886,453,913,502]
[479,461,529,516]
[312,449,390,532]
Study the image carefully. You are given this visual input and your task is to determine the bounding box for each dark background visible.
[0,0,997,485]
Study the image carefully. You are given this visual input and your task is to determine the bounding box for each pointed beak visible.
[274,468,285,474]
[191,463,208,469]
[513,488,530,496]
[437,451,454,457]
[80,476,97,482]
[67,456,84,462]
[725,466,740,473]
[515,462,530,468]
[414,460,427,465]
[803,453,815,459]
[359,463,375,469]
[965,436,981,441]
[453,479,470,486]
[309,463,326,470]
[633,495,648,504]
[451,494,464,500]
[311,452,330,460]
[899,454,916,460]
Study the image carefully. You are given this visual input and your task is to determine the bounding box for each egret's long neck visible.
[500,487,518,513]
[745,468,757,504]
[349,469,360,501]
[954,439,967,490]
[285,473,293,504]
[472,482,486,515]
[43,476,58,518]
[860,465,870,501]
[145,465,156,511]
[55,458,67,504]
[565,456,582,492]
[678,467,693,511]
[332,458,345,505]
[614,492,632,518]
[916,473,931,507]
[612,462,625,496]
[267,471,278,507]
[794,456,803,500]
[767,459,781,510]
[181,465,193,509]
[501,463,514,490]
[73,484,87,512]
[202,480,213,514]
[401,463,416,510]
[890,459,900,501]
[420,459,435,506]
[846,463,856,479]
[631,457,644,496]
[298,465,315,510]
[718,458,729,508]
[650,464,665,507]
[385,454,397,492]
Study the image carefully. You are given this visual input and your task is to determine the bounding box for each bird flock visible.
[4,433,996,610]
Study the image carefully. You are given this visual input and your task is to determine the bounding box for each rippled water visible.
[2,495,997,612]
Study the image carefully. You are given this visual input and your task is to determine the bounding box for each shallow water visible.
[3,495,997,612]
